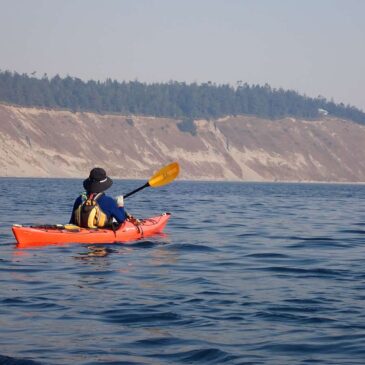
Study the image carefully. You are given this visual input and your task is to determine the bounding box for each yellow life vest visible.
[73,193,110,229]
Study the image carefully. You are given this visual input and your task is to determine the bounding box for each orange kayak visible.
[12,213,170,248]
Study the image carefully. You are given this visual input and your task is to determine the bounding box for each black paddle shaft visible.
[123,182,150,199]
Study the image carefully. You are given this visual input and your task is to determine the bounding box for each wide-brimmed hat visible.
[83,167,113,193]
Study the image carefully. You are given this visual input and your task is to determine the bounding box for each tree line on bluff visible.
[0,70,364,125]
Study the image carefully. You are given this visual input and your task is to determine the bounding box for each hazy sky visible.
[1,0,364,110]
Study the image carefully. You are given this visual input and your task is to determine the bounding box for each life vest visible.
[73,193,111,228]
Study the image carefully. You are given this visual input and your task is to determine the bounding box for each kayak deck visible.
[12,213,171,248]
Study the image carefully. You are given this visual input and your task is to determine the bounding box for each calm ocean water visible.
[0,178,365,365]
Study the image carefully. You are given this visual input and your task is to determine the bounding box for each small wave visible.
[215,260,245,268]
[288,236,336,242]
[354,222,365,227]
[254,310,335,324]
[150,347,237,364]
[0,267,44,274]
[0,355,43,365]
[245,252,290,259]
[1,297,65,311]
[122,240,165,248]
[257,266,348,278]
[257,339,365,355]
[172,276,215,285]
[182,297,205,304]
[166,243,218,252]
[1,298,27,305]
[337,229,365,234]
[197,290,236,296]
[100,309,187,325]
[237,232,259,238]
[266,304,325,314]
[134,336,180,346]
[84,360,141,365]
[289,239,349,249]
[284,298,333,305]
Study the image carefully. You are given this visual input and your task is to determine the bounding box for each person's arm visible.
[102,195,127,224]
[111,205,127,224]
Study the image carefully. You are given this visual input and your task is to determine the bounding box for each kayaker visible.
[70,167,127,229]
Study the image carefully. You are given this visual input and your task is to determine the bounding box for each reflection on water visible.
[75,246,112,258]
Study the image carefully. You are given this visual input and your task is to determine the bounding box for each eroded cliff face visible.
[1,104,365,182]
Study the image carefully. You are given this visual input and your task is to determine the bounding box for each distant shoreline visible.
[1,175,364,185]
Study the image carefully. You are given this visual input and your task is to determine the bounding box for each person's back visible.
[70,167,127,228]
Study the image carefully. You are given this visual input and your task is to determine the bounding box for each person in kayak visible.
[70,167,127,229]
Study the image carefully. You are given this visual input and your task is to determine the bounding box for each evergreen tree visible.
[0,70,364,124]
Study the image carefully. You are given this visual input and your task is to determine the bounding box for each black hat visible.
[83,167,113,193]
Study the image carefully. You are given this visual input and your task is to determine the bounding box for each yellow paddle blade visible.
[148,162,180,188]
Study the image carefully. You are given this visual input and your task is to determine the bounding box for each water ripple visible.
[0,355,43,365]
[1,179,365,365]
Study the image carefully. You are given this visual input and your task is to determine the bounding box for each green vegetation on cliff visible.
[0,70,364,123]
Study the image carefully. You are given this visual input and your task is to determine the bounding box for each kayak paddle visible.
[124,162,180,199]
